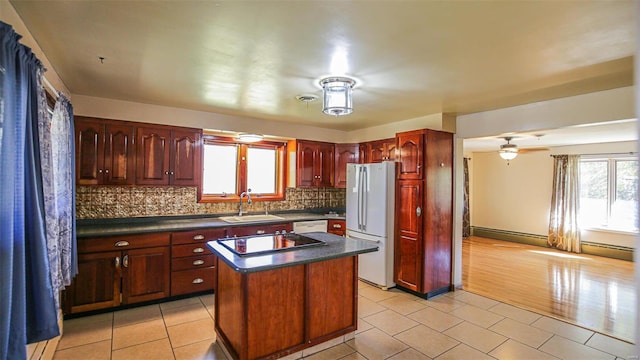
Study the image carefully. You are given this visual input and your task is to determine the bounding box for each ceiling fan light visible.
[237,133,264,142]
[320,77,355,116]
[498,143,518,160]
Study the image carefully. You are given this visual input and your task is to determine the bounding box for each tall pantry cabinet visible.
[394,129,453,298]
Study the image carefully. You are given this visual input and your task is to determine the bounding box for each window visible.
[579,156,638,233]
[200,134,287,202]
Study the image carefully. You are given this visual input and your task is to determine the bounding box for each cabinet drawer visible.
[172,228,227,245]
[172,243,212,258]
[78,232,170,253]
[171,268,215,296]
[172,254,216,271]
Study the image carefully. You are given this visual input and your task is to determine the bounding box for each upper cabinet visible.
[296,140,334,187]
[136,126,202,186]
[396,130,424,180]
[364,138,396,163]
[75,116,202,188]
[334,143,359,188]
[75,117,136,185]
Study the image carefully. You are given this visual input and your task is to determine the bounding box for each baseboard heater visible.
[470,226,633,261]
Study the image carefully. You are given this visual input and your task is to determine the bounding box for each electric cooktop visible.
[218,233,326,257]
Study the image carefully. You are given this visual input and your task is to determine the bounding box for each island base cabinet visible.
[215,257,358,360]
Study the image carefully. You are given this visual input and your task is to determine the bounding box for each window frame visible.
[199,134,287,203]
[579,154,638,234]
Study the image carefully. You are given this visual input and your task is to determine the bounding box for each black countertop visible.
[206,232,377,273]
[76,210,345,238]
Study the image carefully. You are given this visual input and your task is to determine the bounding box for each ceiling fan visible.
[498,136,549,162]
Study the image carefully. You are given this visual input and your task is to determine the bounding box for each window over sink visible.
[200,134,287,202]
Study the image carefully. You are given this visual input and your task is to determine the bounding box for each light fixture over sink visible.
[237,133,264,143]
[320,76,356,116]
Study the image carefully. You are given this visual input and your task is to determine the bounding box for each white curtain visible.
[38,90,76,313]
[548,154,581,253]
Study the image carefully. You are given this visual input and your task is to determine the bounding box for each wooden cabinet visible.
[227,223,293,237]
[171,228,226,296]
[75,117,136,185]
[396,130,424,180]
[296,140,334,187]
[64,233,171,314]
[394,129,453,298]
[327,219,346,236]
[334,144,359,188]
[136,126,202,186]
[364,138,396,163]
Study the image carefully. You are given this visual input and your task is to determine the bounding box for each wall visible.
[76,186,345,219]
[469,141,637,249]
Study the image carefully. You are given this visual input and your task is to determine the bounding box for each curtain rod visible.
[550,152,637,157]
[42,76,59,99]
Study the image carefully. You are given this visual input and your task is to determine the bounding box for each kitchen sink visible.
[219,214,285,223]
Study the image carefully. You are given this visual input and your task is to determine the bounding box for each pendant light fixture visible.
[498,137,518,160]
[319,77,356,116]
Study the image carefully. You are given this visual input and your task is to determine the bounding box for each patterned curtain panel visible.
[39,92,77,313]
[0,21,60,360]
[463,157,470,238]
[548,155,581,253]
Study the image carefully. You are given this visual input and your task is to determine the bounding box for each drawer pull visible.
[192,247,205,253]
[192,278,204,284]
[114,241,130,247]
[192,260,205,266]
[333,224,342,228]
[256,230,266,235]
[192,234,205,240]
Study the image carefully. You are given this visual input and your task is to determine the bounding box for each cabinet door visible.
[122,246,171,304]
[334,144,359,188]
[384,139,397,162]
[366,141,386,163]
[296,142,317,187]
[395,180,423,292]
[136,127,171,185]
[227,223,293,237]
[170,129,202,186]
[104,124,136,185]
[316,143,334,187]
[75,118,105,185]
[397,131,424,180]
[64,251,121,314]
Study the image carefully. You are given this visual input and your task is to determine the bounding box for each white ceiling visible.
[9,0,637,146]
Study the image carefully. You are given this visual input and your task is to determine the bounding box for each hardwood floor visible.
[462,236,636,343]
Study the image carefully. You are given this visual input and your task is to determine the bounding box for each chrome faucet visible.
[238,188,252,216]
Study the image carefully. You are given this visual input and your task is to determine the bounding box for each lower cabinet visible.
[170,228,226,296]
[327,219,346,236]
[64,233,171,314]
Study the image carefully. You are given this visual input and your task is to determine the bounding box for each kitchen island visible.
[206,232,377,360]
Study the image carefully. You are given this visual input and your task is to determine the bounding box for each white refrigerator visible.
[346,162,395,289]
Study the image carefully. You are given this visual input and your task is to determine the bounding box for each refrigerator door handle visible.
[357,166,363,230]
[362,166,368,231]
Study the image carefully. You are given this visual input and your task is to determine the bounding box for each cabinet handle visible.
[115,241,130,247]
[170,171,175,175]
[98,169,103,173]
[192,278,204,284]
[164,171,169,175]
[123,255,129,268]
[333,224,342,228]
[416,207,422,217]
[192,260,205,266]
[417,165,421,169]
[256,230,266,235]
[192,247,204,253]
[104,169,109,174]
[115,256,120,269]
[192,234,205,240]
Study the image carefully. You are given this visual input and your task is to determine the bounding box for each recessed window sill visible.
[580,227,638,236]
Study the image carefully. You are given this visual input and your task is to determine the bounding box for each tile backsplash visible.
[76,186,346,219]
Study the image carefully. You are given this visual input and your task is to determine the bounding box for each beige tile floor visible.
[53,282,636,360]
